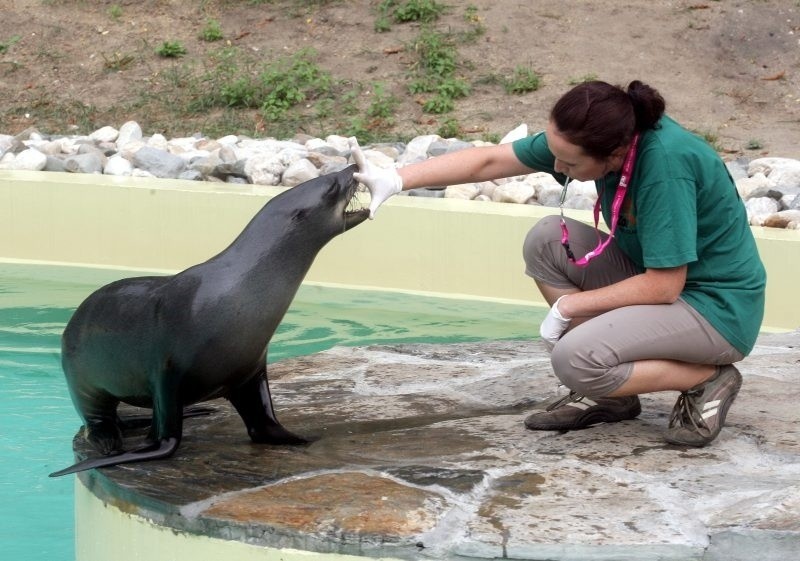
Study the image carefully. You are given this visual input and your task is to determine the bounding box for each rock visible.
[89,125,119,143]
[116,121,143,148]
[736,172,771,199]
[281,158,319,187]
[2,148,47,171]
[131,146,186,178]
[244,153,284,185]
[64,152,104,174]
[398,135,440,166]
[499,123,528,144]
[444,183,481,200]
[44,155,67,172]
[748,157,800,195]
[178,169,205,181]
[103,154,133,176]
[492,180,535,204]
[746,197,781,225]
[762,210,800,229]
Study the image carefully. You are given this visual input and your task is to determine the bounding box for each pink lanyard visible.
[559,133,640,267]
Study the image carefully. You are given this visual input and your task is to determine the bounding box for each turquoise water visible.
[0,262,541,561]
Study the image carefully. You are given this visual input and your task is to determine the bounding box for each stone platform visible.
[74,331,800,561]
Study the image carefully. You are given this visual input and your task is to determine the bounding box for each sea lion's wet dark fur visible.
[50,165,369,477]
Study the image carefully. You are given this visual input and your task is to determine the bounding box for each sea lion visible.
[50,164,369,477]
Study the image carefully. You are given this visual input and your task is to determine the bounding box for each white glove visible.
[349,137,403,219]
[540,295,572,352]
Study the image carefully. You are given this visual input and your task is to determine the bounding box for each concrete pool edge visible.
[2,170,797,332]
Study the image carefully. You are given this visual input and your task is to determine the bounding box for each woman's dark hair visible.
[550,80,665,159]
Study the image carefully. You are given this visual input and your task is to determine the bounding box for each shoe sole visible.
[664,370,743,447]
[525,401,642,431]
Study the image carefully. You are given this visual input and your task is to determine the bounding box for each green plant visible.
[393,0,445,23]
[156,41,187,58]
[746,139,764,150]
[200,19,224,42]
[423,94,454,114]
[437,117,460,138]
[0,35,20,54]
[259,48,332,120]
[568,73,598,85]
[108,4,122,21]
[504,65,541,94]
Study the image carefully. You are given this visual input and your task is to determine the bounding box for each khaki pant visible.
[523,215,744,397]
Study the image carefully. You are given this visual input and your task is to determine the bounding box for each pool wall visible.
[2,170,797,331]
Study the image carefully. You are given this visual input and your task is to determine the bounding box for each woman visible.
[350,80,766,447]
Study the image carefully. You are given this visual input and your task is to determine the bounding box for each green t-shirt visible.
[512,115,766,355]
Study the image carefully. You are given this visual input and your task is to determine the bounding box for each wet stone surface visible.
[75,332,800,561]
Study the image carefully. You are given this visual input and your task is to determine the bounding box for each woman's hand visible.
[349,137,403,219]
[540,295,572,351]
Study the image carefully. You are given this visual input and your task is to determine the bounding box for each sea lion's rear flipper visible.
[230,372,308,444]
[48,437,180,478]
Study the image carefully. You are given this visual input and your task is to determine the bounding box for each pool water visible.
[0,262,542,561]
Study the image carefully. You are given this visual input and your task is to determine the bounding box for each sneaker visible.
[524,391,641,431]
[664,364,743,447]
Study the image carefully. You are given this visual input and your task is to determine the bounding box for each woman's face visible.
[546,121,618,181]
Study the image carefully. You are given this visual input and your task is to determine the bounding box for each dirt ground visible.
[1,0,798,158]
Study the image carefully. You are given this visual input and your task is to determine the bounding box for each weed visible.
[108,4,122,21]
[200,19,224,42]
[102,52,135,72]
[0,35,21,54]
[394,0,445,23]
[259,48,332,120]
[423,94,454,114]
[156,41,187,58]
[504,65,541,94]
[437,117,460,138]
[693,129,722,151]
[367,83,399,122]
[568,73,598,85]
[746,139,764,150]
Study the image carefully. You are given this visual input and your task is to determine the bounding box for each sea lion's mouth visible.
[342,178,370,229]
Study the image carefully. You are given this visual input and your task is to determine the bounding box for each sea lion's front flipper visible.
[48,437,180,478]
[229,372,308,444]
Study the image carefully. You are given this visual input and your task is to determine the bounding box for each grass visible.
[2,1,548,144]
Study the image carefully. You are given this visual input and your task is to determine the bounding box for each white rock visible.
[492,180,535,204]
[746,197,781,225]
[324,135,351,154]
[748,157,800,194]
[398,135,441,166]
[444,183,481,200]
[216,134,239,146]
[360,149,395,169]
[281,158,319,187]
[500,123,528,144]
[736,172,771,198]
[147,134,168,150]
[104,154,133,176]
[477,181,498,199]
[244,153,284,185]
[7,148,48,171]
[89,125,119,143]
[116,121,143,148]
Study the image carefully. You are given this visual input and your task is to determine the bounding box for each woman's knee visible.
[523,215,561,274]
[551,338,623,397]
